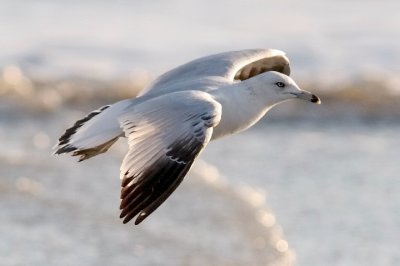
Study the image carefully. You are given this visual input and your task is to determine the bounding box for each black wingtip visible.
[134,213,146,225]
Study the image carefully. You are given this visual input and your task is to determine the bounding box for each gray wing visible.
[139,49,290,97]
[118,91,221,225]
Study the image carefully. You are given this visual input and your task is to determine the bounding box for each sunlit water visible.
[0,111,294,266]
[1,109,399,265]
[203,120,400,266]
[1,0,400,265]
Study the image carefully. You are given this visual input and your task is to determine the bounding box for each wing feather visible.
[118,91,221,224]
[140,49,290,97]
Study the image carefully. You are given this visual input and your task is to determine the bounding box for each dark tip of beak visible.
[311,94,321,104]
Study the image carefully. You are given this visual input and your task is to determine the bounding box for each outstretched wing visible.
[140,49,290,97]
[118,91,221,225]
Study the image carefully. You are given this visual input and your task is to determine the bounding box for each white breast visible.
[209,83,272,140]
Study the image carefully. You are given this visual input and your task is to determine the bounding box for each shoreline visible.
[1,74,399,122]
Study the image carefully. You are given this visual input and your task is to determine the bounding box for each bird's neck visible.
[209,82,279,140]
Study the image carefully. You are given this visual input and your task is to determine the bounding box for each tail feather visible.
[72,137,119,162]
[54,99,132,161]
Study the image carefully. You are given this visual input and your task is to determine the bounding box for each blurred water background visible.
[1,0,400,265]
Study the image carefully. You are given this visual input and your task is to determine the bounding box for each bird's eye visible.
[275,82,285,88]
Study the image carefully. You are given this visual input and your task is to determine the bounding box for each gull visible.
[54,49,320,225]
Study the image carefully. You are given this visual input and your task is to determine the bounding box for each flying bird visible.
[54,49,321,225]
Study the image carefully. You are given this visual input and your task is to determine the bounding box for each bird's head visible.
[247,71,321,105]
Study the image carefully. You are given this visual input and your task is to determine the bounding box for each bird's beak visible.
[291,90,321,104]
